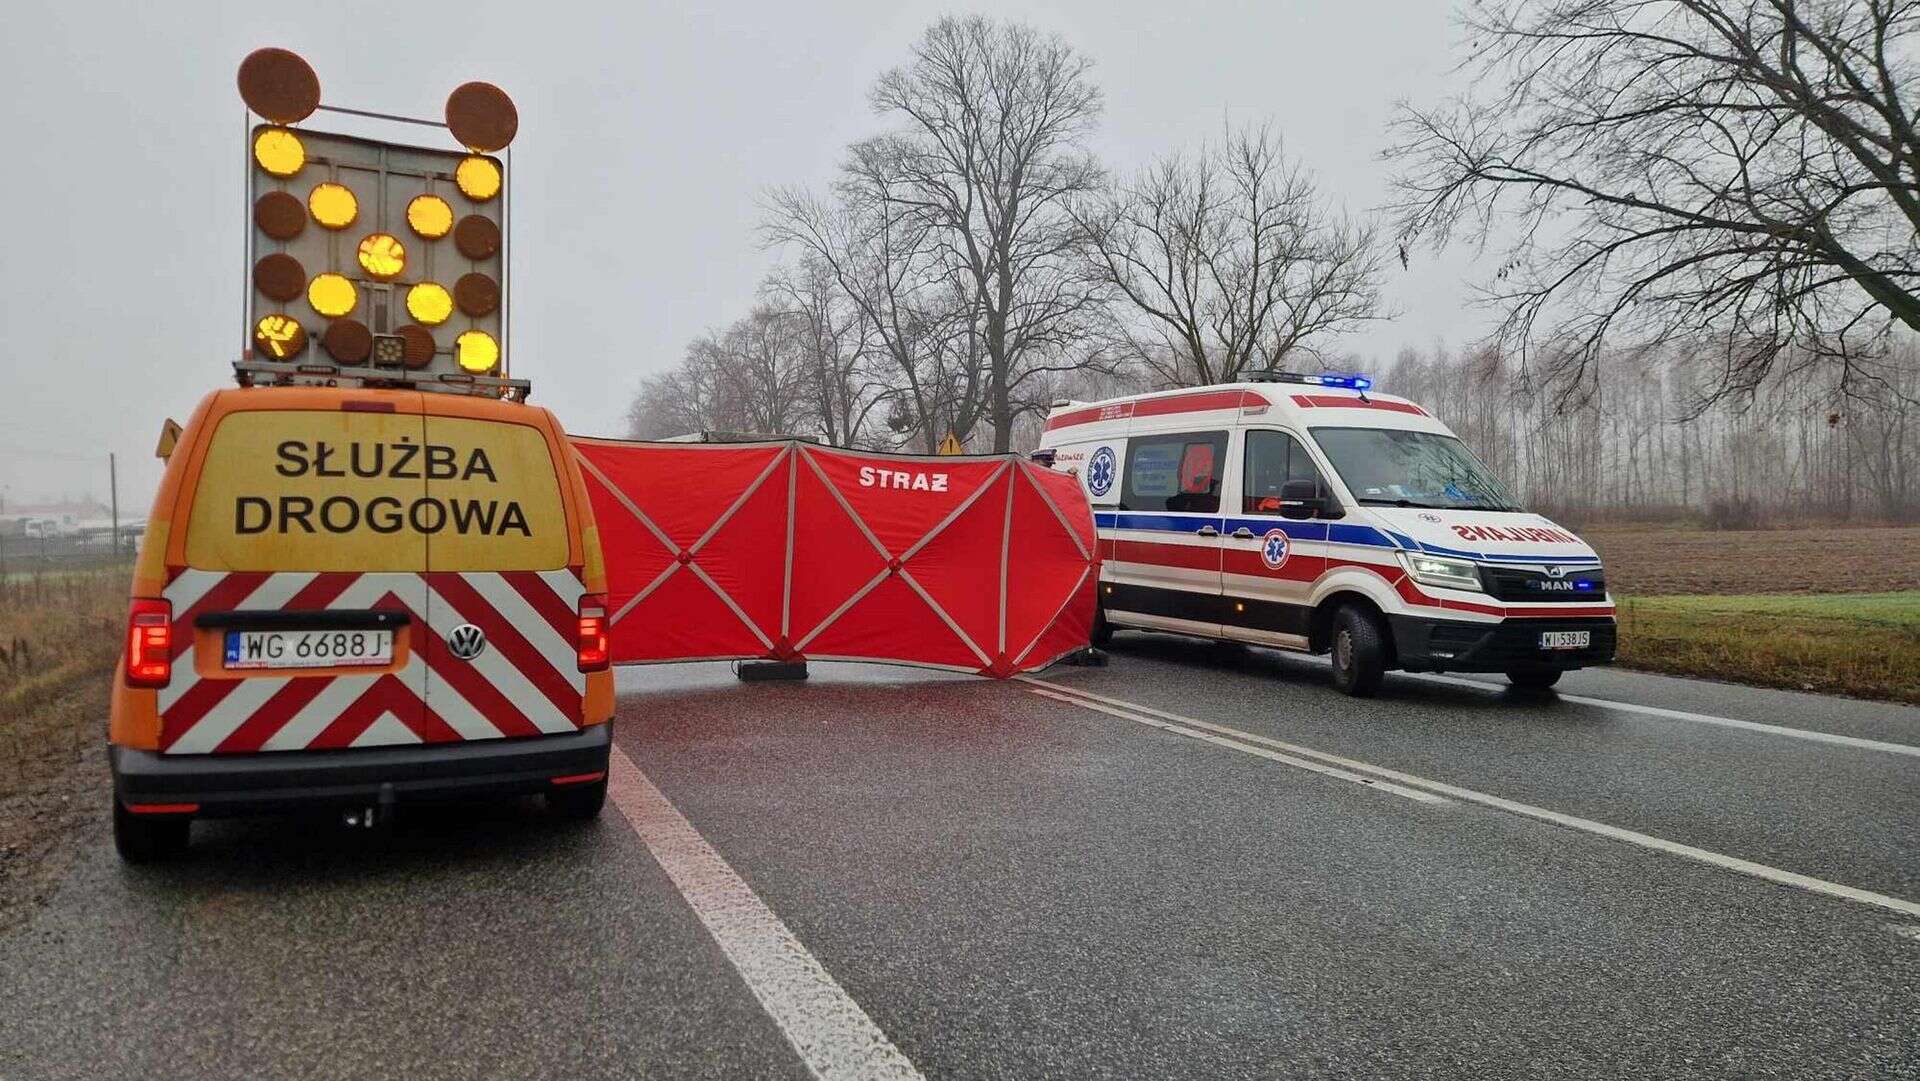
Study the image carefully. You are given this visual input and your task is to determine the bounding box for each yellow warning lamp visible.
[308,182,358,229]
[356,233,406,279]
[407,282,453,326]
[406,194,454,239]
[455,330,499,373]
[253,128,305,178]
[455,156,502,202]
[253,314,308,360]
[307,272,357,318]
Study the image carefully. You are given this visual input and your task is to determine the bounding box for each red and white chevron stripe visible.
[158,568,586,755]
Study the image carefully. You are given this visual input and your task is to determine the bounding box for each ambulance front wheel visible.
[547,779,607,821]
[1505,667,1563,691]
[1329,605,1387,698]
[113,801,190,863]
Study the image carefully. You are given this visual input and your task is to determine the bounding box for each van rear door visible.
[164,396,433,753]
[419,411,586,738]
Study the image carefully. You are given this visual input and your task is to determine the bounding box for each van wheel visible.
[1506,668,1563,691]
[547,779,607,821]
[1329,605,1387,697]
[1090,607,1113,647]
[113,801,190,863]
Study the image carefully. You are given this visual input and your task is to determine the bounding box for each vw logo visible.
[1086,446,1116,497]
[446,623,487,660]
[1544,565,1565,579]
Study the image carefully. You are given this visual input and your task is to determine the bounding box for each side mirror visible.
[1278,479,1320,520]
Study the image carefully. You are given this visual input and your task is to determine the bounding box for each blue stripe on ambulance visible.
[1093,511,1599,565]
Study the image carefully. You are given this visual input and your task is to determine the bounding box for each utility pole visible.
[109,452,120,559]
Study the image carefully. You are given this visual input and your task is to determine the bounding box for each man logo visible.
[1544,565,1565,579]
[1086,446,1116,497]
[446,623,487,660]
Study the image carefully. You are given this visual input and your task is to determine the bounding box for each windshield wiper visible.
[1356,497,1448,509]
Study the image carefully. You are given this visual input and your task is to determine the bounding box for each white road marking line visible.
[1023,677,1920,920]
[1025,687,1447,805]
[1403,673,1920,759]
[607,748,926,1081]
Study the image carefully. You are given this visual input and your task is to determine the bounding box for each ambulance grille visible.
[1480,566,1606,603]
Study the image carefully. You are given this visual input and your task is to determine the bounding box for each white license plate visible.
[1539,630,1591,650]
[224,629,393,670]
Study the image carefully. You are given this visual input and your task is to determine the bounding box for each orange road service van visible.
[1037,371,1617,697]
[109,387,614,860]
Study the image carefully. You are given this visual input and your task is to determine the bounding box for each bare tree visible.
[1086,125,1387,386]
[625,306,814,439]
[763,175,989,452]
[761,257,885,446]
[866,15,1111,450]
[1386,0,1920,404]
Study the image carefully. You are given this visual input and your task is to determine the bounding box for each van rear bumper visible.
[109,724,611,817]
[1389,614,1617,673]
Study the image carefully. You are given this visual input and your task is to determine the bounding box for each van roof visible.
[1043,380,1443,438]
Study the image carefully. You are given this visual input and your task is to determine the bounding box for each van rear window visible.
[183,410,568,572]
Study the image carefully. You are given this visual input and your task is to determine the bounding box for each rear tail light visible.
[125,598,173,688]
[577,593,609,672]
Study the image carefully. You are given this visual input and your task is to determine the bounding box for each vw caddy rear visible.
[108,386,614,860]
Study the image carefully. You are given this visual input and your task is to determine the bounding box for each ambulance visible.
[1037,371,1616,696]
[109,387,614,860]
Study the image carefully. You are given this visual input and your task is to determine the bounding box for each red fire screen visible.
[569,438,1098,676]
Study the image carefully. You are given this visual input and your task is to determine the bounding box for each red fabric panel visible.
[569,438,1098,676]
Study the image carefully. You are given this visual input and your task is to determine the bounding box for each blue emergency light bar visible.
[1248,370,1374,391]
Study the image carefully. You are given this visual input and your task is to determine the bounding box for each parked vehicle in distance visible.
[1037,371,1616,696]
[107,385,615,861]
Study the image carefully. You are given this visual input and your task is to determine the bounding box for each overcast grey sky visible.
[0,0,1491,510]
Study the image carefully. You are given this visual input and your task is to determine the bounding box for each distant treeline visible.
[1382,343,1920,526]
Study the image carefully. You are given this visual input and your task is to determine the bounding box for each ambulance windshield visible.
[1310,427,1519,512]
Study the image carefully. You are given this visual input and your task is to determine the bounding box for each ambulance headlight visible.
[1397,551,1483,593]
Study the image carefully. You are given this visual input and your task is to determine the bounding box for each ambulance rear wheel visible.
[1506,667,1563,691]
[1329,605,1387,698]
[113,801,190,863]
[547,779,607,821]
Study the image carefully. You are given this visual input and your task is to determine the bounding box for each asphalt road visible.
[5,639,1918,1079]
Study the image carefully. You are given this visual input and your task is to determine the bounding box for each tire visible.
[1090,606,1113,647]
[113,800,190,863]
[1329,604,1388,697]
[546,779,608,821]
[1506,668,1564,691]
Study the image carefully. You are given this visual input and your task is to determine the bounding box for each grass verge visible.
[0,568,125,933]
[1614,592,1920,704]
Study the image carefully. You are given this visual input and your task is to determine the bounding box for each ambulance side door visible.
[1221,428,1328,649]
[1105,428,1227,635]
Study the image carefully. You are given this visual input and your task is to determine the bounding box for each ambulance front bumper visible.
[1388,614,1617,673]
[109,723,611,817]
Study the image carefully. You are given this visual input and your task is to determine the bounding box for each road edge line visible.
[1022,677,1920,920]
[607,747,927,1081]
[1025,686,1447,804]
[1402,673,1920,759]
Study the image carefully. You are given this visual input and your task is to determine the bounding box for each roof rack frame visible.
[232,360,532,402]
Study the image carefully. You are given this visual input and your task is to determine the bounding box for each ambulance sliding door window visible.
[1122,431,1226,514]
[1242,431,1328,514]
